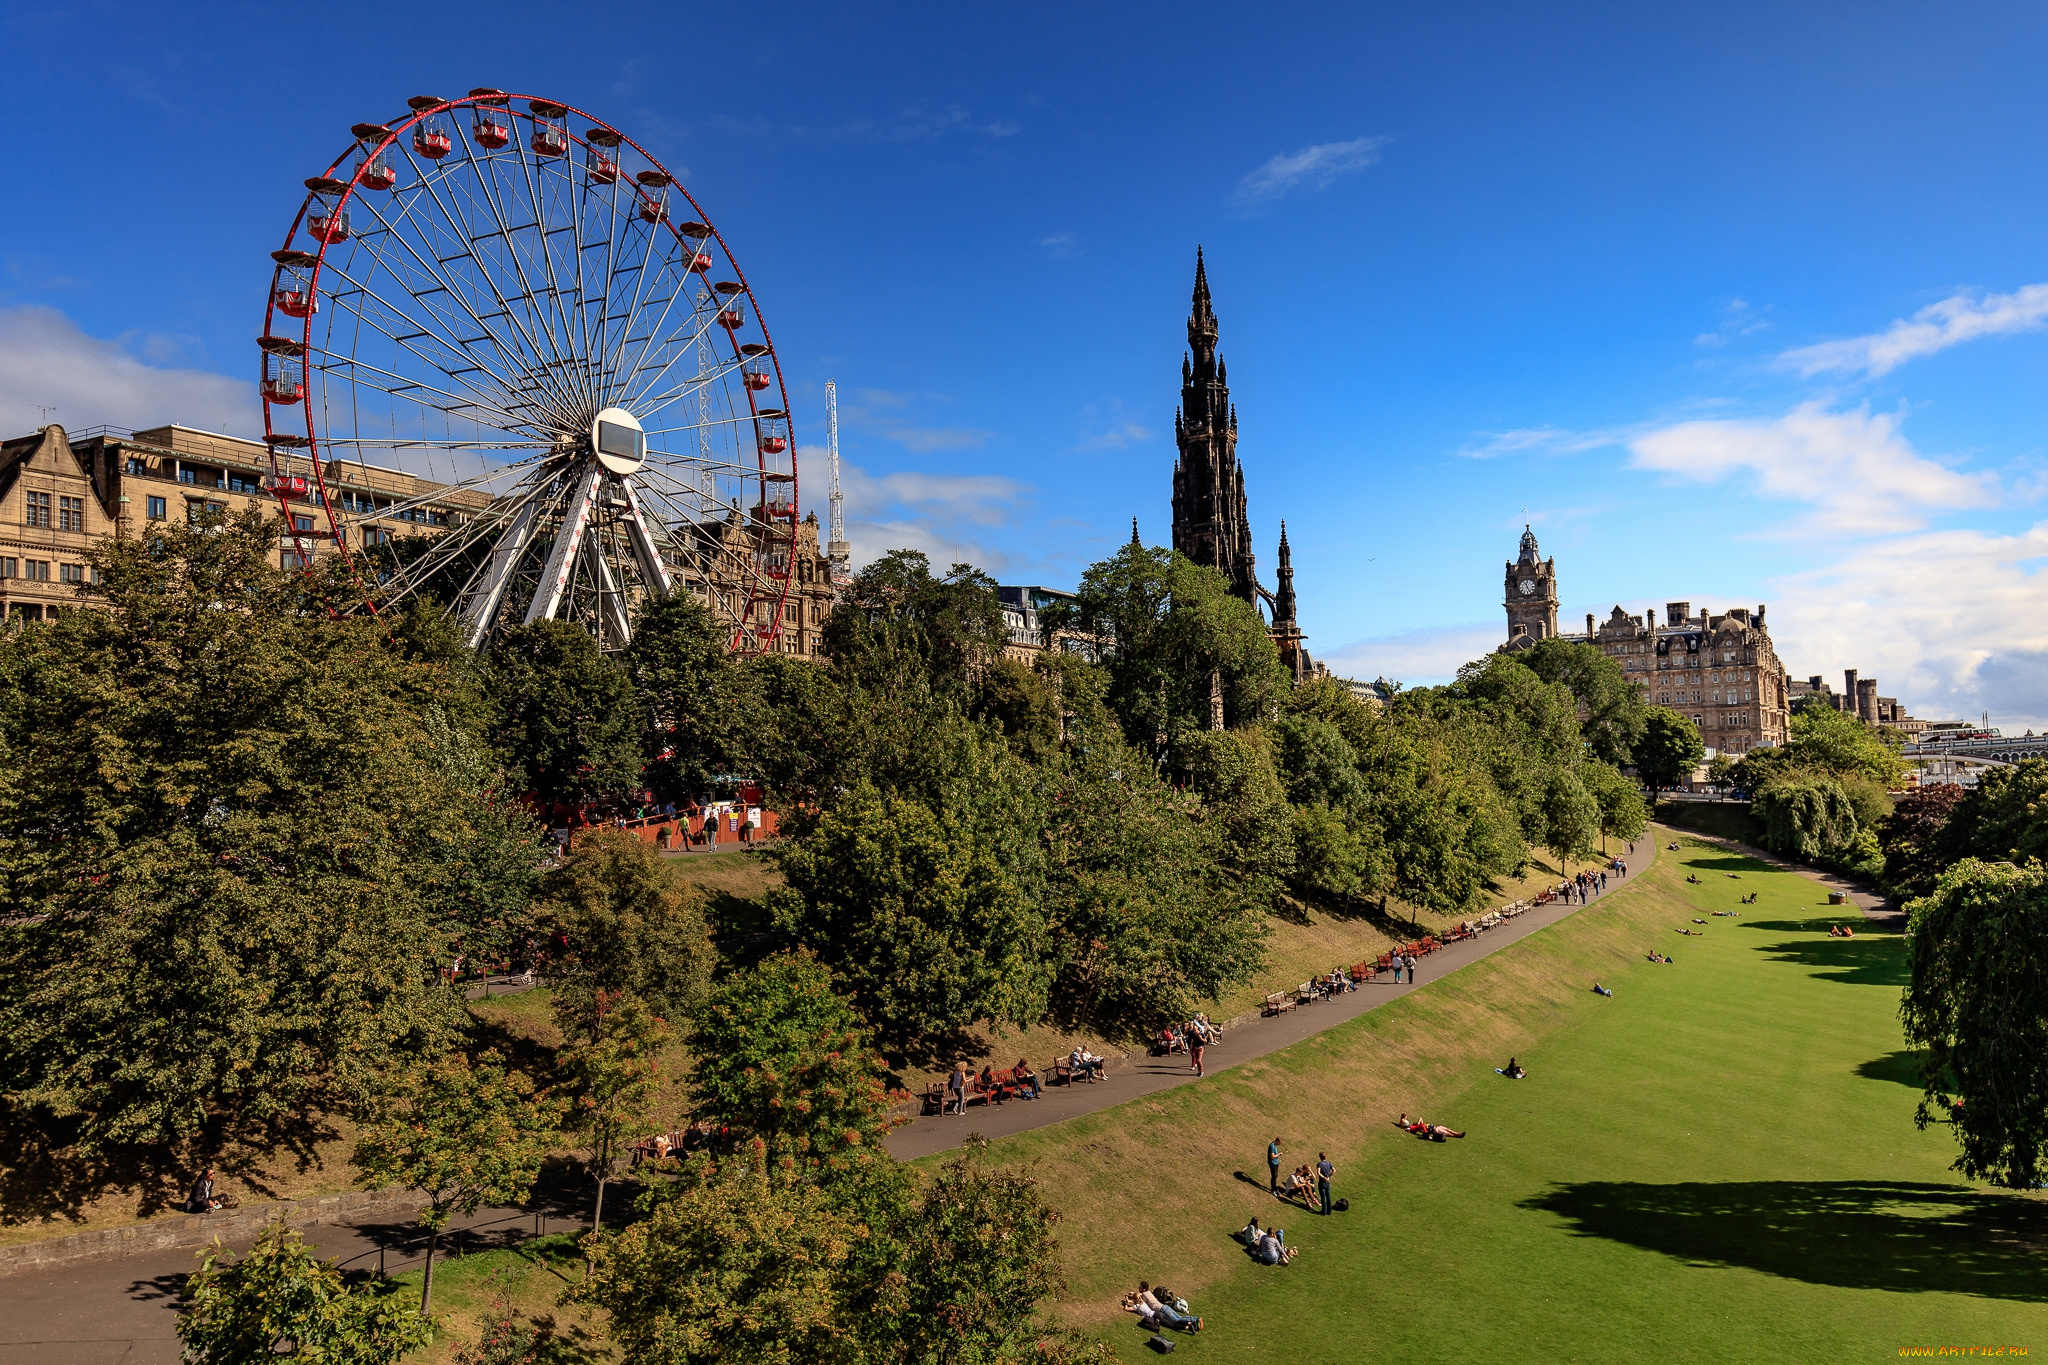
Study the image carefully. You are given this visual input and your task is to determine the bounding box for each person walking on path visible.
[1405,952,1419,985]
[946,1062,968,1116]
[1189,1016,1209,1077]
[1268,1137,1283,1192]
[1316,1153,1335,1215]
[1391,955,1403,985]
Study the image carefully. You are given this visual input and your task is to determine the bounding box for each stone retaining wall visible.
[0,1187,429,1277]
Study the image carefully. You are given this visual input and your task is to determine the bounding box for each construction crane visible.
[825,378,851,584]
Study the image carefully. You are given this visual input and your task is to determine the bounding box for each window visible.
[227,473,261,494]
[24,560,50,582]
[147,496,167,521]
[282,551,311,570]
[59,496,85,532]
[90,565,102,585]
[126,457,148,475]
[0,558,14,577]
[293,514,314,532]
[359,526,390,547]
[59,564,83,585]
[178,467,197,485]
[24,491,50,527]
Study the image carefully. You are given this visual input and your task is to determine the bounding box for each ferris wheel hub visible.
[590,406,647,476]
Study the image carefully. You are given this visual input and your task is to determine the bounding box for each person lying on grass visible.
[1713,910,1738,917]
[1592,982,1614,996]
[1395,1116,1467,1140]
[1676,928,1703,937]
[1692,918,1707,924]
[1123,1284,1203,1331]
[1646,951,1674,963]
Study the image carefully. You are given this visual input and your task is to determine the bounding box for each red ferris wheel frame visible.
[259,87,798,651]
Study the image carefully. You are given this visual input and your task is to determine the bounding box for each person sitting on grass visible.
[1240,1216,1264,1248]
[1686,873,1703,884]
[186,1167,228,1214]
[1257,1228,1297,1265]
[1500,1057,1526,1079]
[1069,1046,1106,1083]
[1828,923,1857,938]
[1011,1058,1042,1099]
[1280,1164,1314,1204]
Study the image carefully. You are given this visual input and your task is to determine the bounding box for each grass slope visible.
[943,830,2045,1363]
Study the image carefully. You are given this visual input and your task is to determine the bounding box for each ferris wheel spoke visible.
[317,219,569,432]
[306,340,540,436]
[456,141,585,420]
[404,152,586,427]
[594,200,678,405]
[616,305,733,415]
[631,352,751,421]
[510,139,594,417]
[341,186,562,416]
[607,252,707,412]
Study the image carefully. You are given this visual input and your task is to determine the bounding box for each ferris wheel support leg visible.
[461,494,544,650]
[616,475,674,597]
[525,462,606,627]
[580,529,635,646]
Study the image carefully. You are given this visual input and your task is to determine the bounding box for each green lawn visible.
[956,833,2047,1363]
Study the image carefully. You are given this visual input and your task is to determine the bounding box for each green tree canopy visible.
[822,549,1008,694]
[1901,857,2048,1189]
[1633,707,1707,793]
[178,1221,431,1365]
[1583,760,1650,847]
[1878,784,1970,901]
[1539,766,1601,873]
[770,782,1048,1052]
[626,590,744,801]
[1735,707,1909,792]
[532,827,716,1044]
[561,993,671,1235]
[1935,757,2048,872]
[0,514,490,1187]
[1510,637,1650,766]
[352,1051,562,1312]
[486,620,646,804]
[685,949,898,1180]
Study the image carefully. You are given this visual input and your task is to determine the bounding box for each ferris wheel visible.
[258,88,797,651]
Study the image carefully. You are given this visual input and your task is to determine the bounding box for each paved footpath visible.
[3,843,1665,1362]
[886,837,1658,1161]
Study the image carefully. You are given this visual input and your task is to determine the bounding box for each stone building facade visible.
[1787,670,1924,736]
[1501,528,1791,754]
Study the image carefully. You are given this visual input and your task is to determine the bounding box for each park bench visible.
[1376,951,1394,972]
[1295,979,1318,1007]
[1349,961,1371,984]
[1053,1057,1077,1085]
[921,1081,948,1115]
[1263,990,1296,1016]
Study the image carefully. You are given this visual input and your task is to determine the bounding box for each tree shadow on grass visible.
[1521,1180,2048,1301]
[1752,937,1911,987]
[1857,1050,1924,1089]
[1681,853,1777,875]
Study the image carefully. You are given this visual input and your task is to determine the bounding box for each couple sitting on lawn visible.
[1239,1216,1298,1265]
[1121,1282,1204,1332]
[1277,1163,1322,1207]
[1827,923,1857,938]
[1395,1113,1467,1141]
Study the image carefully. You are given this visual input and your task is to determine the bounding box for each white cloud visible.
[1694,298,1771,349]
[1779,283,2048,377]
[1458,425,1629,459]
[1321,622,1506,688]
[0,305,258,439]
[1767,522,2048,731]
[1627,402,1996,535]
[1234,136,1388,207]
[1038,232,1079,259]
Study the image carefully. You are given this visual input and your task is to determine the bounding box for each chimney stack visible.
[1857,678,1879,724]
[1647,607,1657,630]
[1586,612,1595,637]
[1666,601,1690,626]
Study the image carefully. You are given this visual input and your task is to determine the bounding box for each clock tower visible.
[1504,525,1559,642]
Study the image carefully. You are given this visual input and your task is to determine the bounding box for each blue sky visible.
[4,3,2048,726]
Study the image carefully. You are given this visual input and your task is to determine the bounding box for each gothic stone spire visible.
[1170,247,1257,605]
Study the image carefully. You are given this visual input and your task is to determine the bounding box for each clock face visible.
[1518,579,1537,596]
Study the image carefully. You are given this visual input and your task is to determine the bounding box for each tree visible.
[770,782,1047,1051]
[1633,707,1706,794]
[1039,749,1269,1039]
[1061,544,1287,750]
[1751,770,1861,863]
[0,514,484,1185]
[889,1144,1115,1365]
[1935,757,2048,873]
[1582,760,1650,849]
[1512,637,1649,766]
[533,827,715,1044]
[486,620,646,805]
[178,1221,431,1364]
[1175,727,1296,890]
[1539,767,1600,875]
[626,590,744,802]
[352,1052,562,1313]
[1901,858,2048,1189]
[1879,784,1970,901]
[685,949,898,1179]
[822,549,1009,694]
[562,994,672,1237]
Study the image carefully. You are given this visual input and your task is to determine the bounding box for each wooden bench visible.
[1052,1058,1076,1085]
[1264,990,1296,1016]
[922,1081,947,1116]
[1295,979,1318,1007]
